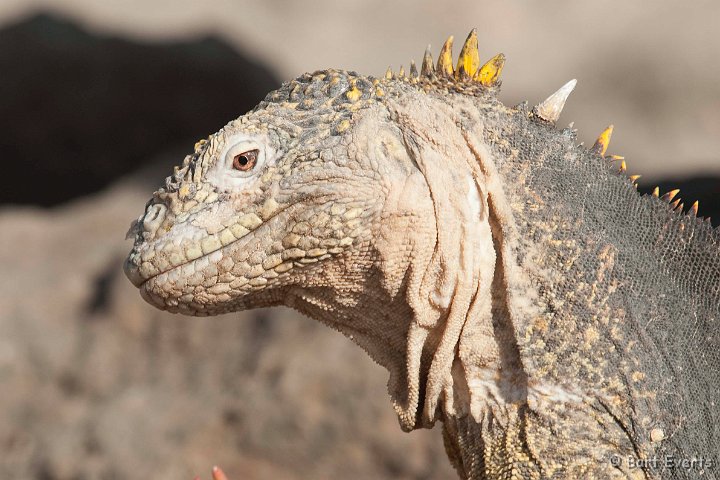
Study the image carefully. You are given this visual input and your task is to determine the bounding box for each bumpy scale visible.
[125,29,720,480]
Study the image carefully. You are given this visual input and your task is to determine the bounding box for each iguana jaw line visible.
[134,220,272,311]
[126,209,272,286]
[126,224,262,289]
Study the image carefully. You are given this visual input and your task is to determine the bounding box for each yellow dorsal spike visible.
[398,65,406,78]
[385,67,393,80]
[670,198,682,210]
[690,201,699,217]
[629,174,642,183]
[619,160,627,173]
[608,154,625,162]
[661,189,680,203]
[456,29,480,79]
[652,187,660,197]
[421,46,434,76]
[437,35,454,77]
[476,53,506,87]
[409,60,418,78]
[674,202,684,212]
[593,125,614,156]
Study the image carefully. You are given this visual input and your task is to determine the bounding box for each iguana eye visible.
[232,149,259,172]
[207,135,275,190]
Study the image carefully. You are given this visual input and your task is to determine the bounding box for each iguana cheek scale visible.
[125,28,720,480]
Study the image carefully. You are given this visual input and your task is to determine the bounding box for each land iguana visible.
[124,30,720,479]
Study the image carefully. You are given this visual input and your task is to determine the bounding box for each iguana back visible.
[481,99,720,477]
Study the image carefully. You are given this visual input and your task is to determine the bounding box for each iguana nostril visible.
[142,203,167,234]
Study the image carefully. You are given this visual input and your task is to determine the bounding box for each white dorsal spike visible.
[535,79,577,123]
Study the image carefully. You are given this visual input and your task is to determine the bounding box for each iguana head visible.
[124,69,380,314]
[124,30,513,318]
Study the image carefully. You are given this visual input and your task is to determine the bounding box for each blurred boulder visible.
[0,13,279,206]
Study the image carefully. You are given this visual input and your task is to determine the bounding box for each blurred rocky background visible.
[0,1,718,479]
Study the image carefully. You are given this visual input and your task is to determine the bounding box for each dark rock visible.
[0,13,279,206]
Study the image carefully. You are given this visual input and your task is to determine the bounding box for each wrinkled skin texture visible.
[126,68,720,479]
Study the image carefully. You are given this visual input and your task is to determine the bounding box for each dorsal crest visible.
[389,29,506,88]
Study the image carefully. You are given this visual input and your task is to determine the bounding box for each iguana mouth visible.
[125,201,301,290]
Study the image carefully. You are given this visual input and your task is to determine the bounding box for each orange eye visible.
[232,149,259,172]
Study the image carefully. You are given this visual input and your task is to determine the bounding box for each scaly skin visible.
[125,32,720,479]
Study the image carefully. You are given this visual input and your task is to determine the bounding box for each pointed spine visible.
[437,36,454,77]
[384,67,392,80]
[690,201,699,217]
[409,60,418,78]
[652,187,660,197]
[534,79,577,123]
[456,29,479,79]
[618,160,627,173]
[476,53,506,86]
[593,125,614,156]
[661,189,680,202]
[398,65,405,78]
[421,46,434,77]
